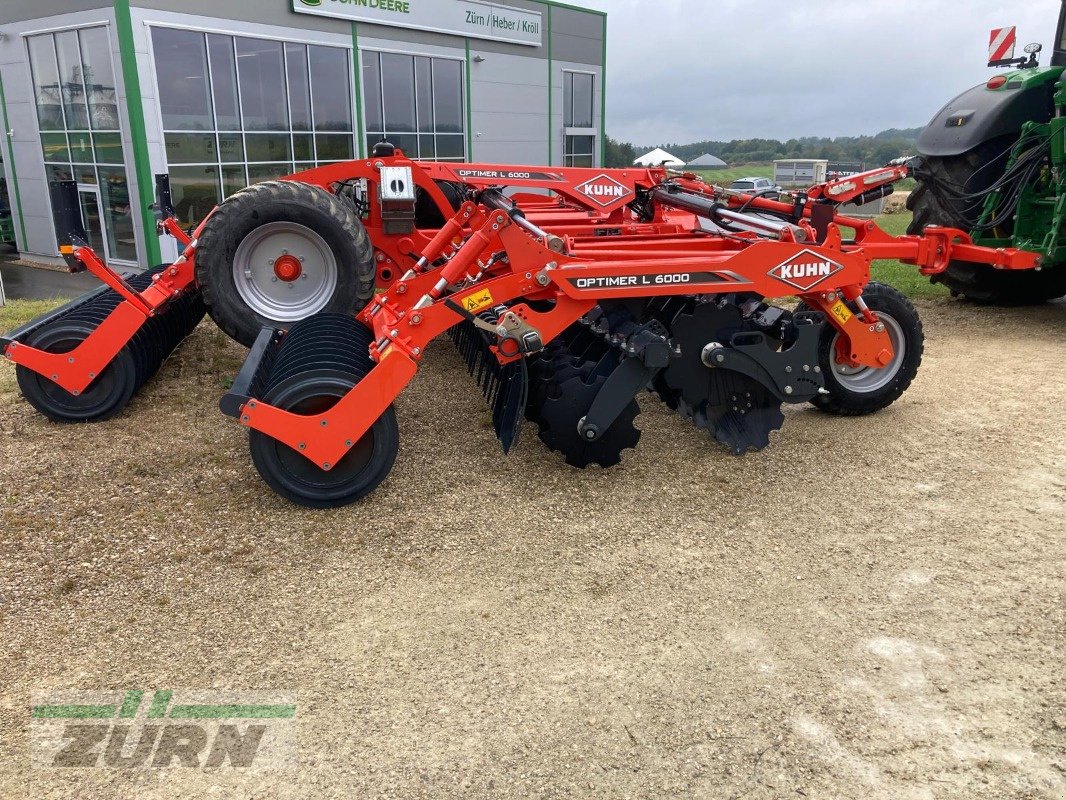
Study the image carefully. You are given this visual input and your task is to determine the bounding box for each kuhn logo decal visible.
[575,174,630,206]
[768,249,844,291]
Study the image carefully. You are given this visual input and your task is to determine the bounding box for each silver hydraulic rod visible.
[713,207,808,242]
[513,213,548,240]
[479,188,566,252]
[651,186,807,242]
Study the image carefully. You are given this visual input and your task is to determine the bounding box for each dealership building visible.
[0,0,605,267]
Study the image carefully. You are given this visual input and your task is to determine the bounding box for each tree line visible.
[604,127,923,168]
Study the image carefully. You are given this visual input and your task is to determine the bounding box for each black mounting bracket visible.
[578,319,671,442]
[48,179,89,273]
[152,173,175,221]
[703,316,826,404]
[578,356,658,442]
[220,326,284,418]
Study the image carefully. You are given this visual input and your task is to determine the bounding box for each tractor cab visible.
[1055,0,1066,67]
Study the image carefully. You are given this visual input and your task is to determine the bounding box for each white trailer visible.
[773,159,828,188]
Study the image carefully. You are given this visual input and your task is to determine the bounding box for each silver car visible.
[728,177,780,198]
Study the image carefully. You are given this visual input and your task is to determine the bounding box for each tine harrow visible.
[449,306,528,453]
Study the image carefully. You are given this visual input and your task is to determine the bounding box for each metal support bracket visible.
[702,319,826,403]
[578,357,659,442]
[220,325,283,418]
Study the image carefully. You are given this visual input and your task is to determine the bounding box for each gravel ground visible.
[881,191,911,214]
[0,298,1063,799]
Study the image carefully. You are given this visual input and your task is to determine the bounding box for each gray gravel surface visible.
[0,298,1064,799]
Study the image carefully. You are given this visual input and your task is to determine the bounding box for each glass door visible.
[76,184,108,261]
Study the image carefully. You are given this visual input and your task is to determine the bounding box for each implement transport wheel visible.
[907,142,1066,304]
[797,282,923,416]
[249,375,399,509]
[196,180,375,347]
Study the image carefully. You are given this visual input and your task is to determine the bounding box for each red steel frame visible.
[1,153,1041,465]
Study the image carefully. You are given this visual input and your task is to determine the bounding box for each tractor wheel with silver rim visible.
[195,180,375,347]
[797,281,924,416]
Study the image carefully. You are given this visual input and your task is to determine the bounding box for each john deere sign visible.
[292,0,542,46]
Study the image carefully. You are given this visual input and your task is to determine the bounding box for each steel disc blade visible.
[538,366,641,469]
[662,300,745,409]
[694,377,784,455]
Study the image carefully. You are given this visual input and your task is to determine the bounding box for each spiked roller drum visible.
[15,266,205,422]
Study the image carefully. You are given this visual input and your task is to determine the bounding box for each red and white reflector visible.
[989,26,1016,62]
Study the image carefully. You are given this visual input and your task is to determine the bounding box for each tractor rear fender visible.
[915,72,1059,157]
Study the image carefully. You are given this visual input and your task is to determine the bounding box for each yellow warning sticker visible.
[462,289,494,314]
[829,300,853,325]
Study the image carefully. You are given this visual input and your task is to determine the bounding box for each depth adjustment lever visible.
[444,300,544,357]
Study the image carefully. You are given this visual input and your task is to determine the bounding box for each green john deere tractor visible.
[908,5,1066,303]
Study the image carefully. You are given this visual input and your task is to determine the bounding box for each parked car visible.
[728,177,780,198]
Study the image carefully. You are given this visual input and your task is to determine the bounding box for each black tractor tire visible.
[196,180,375,347]
[796,282,924,416]
[907,142,1066,304]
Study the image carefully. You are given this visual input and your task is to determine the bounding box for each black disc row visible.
[525,305,638,429]
[536,351,642,468]
[258,312,375,403]
[654,297,786,454]
[529,295,786,464]
[16,266,205,423]
[525,306,643,468]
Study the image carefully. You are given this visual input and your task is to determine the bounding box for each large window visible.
[563,71,596,167]
[151,28,354,225]
[28,27,136,262]
[361,51,465,161]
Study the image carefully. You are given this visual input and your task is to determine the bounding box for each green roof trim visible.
[534,0,606,18]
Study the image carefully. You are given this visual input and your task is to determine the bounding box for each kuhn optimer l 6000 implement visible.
[1,144,1040,507]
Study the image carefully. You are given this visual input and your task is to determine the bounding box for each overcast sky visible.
[576,0,1061,145]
